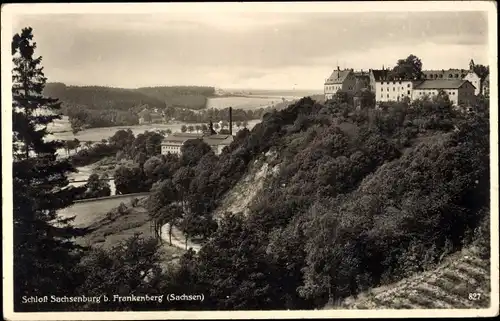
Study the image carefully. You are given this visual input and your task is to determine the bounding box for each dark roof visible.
[325,69,353,84]
[353,72,370,79]
[161,133,233,145]
[162,132,203,143]
[421,69,469,80]
[370,69,391,81]
[414,79,474,90]
[203,134,233,146]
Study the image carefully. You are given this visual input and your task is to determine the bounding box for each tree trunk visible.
[169,223,173,246]
[185,234,188,250]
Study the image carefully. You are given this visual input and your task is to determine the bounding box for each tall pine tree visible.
[12,27,86,312]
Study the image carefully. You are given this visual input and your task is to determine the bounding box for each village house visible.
[323,67,357,100]
[412,79,476,107]
[138,106,164,125]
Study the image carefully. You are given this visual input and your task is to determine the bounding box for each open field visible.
[333,246,491,310]
[74,201,186,267]
[48,119,260,142]
[58,194,148,228]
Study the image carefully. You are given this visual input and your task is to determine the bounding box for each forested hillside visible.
[42,83,216,131]
[137,86,215,110]
[43,83,166,111]
[63,92,490,311]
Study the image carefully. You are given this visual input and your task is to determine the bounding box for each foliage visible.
[114,165,150,195]
[73,234,166,311]
[12,27,87,312]
[390,54,423,79]
[180,139,215,167]
[79,173,111,199]
[472,64,489,81]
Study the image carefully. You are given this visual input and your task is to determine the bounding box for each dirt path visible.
[160,223,202,253]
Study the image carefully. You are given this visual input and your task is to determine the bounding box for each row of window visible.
[424,73,465,79]
[163,145,180,150]
[416,90,456,96]
[380,81,406,85]
[325,85,357,91]
[325,85,341,91]
[381,86,411,92]
[380,91,410,99]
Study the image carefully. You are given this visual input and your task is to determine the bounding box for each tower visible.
[469,59,475,71]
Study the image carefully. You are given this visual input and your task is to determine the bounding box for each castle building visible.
[370,68,420,103]
[412,79,476,107]
[323,67,357,100]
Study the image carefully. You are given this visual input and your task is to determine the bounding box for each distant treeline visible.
[43,83,216,131]
[166,100,297,123]
[43,83,215,112]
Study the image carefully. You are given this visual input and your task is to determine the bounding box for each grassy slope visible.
[75,197,186,267]
[331,245,491,309]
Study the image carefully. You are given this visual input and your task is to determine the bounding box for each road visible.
[160,223,202,253]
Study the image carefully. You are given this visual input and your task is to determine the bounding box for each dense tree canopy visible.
[391,54,424,80]
[12,27,87,312]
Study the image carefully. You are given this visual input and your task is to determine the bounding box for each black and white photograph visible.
[2,2,498,320]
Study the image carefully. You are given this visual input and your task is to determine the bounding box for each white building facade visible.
[412,80,476,107]
[324,67,357,100]
[160,133,233,156]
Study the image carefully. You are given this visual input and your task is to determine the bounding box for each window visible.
[439,74,443,78]
[455,74,459,78]
[407,84,411,88]
[449,74,453,78]
[387,94,389,98]
[393,87,395,91]
[381,81,384,85]
[407,90,410,95]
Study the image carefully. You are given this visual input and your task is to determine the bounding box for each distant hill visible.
[137,86,215,110]
[43,83,216,112]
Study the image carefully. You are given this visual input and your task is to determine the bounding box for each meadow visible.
[57,194,148,228]
[48,118,260,142]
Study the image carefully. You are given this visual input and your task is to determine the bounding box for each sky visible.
[10,9,490,90]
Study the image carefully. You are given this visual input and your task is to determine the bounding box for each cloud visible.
[10,11,490,89]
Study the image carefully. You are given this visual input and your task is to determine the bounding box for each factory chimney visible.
[229,107,233,136]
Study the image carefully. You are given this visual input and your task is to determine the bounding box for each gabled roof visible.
[138,108,150,117]
[161,132,234,146]
[414,79,475,90]
[203,134,234,146]
[370,69,391,81]
[162,132,203,144]
[325,69,353,84]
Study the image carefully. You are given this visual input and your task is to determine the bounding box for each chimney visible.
[337,66,340,71]
[229,107,233,136]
